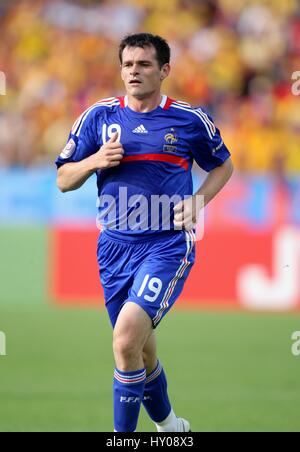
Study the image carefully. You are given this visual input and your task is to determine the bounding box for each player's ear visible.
[160,64,171,81]
[120,67,125,82]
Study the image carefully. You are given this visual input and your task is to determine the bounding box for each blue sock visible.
[142,361,172,423]
[114,368,146,432]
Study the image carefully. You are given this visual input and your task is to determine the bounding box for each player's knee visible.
[113,331,141,361]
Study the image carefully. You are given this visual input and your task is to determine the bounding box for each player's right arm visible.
[57,132,123,192]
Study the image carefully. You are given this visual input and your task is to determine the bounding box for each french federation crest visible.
[163,128,178,153]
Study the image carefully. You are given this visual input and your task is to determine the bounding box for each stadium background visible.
[0,0,300,432]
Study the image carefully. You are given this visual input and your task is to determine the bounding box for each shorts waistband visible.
[101,229,183,244]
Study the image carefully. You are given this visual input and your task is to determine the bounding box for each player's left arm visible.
[174,110,234,231]
[194,156,233,206]
[174,158,233,230]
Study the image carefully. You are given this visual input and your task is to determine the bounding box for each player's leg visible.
[98,233,149,431]
[112,301,153,432]
[125,230,196,432]
[113,303,186,432]
[142,332,171,425]
[113,301,153,371]
[142,330,189,432]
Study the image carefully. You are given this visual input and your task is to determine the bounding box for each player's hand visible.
[90,132,124,170]
[173,196,203,231]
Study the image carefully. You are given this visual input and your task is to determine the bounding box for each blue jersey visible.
[55,95,230,237]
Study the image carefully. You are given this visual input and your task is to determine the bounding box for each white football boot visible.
[155,410,191,432]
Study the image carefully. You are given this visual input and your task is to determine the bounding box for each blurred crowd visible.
[0,0,300,174]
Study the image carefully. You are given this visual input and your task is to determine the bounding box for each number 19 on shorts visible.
[137,275,163,302]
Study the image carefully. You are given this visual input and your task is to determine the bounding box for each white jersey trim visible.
[171,102,216,139]
[72,98,120,137]
[160,95,168,109]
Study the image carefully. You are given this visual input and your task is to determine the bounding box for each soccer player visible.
[56,33,233,432]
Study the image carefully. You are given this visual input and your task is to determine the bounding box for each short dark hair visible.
[119,33,171,69]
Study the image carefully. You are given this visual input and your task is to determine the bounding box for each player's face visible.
[121,45,170,99]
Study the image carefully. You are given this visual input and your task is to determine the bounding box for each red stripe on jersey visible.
[163,97,175,110]
[117,96,125,108]
[122,153,188,170]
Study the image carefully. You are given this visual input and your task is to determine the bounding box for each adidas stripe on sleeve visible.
[171,102,231,172]
[191,107,230,172]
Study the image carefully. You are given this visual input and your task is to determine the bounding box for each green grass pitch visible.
[1,306,300,432]
[0,228,300,431]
